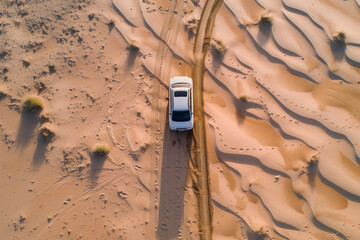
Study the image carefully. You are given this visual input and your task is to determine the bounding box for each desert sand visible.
[1,0,360,239]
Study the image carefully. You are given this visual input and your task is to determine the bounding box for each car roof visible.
[173,89,189,111]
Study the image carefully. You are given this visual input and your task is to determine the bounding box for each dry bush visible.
[23,96,43,112]
[185,18,199,35]
[332,32,346,46]
[88,13,95,21]
[35,81,46,93]
[127,40,139,51]
[254,227,267,239]
[259,15,272,25]
[307,155,319,166]
[107,19,115,27]
[40,113,50,123]
[39,125,55,141]
[212,39,227,56]
[94,145,109,156]
[240,95,248,102]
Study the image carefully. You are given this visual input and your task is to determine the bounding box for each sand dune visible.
[205,0,360,239]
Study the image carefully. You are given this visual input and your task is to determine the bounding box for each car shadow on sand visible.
[157,112,191,240]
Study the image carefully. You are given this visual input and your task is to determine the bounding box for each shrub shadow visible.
[16,110,40,147]
[127,48,139,68]
[307,160,318,188]
[210,47,225,73]
[107,22,115,34]
[258,22,272,45]
[186,30,195,40]
[330,41,346,61]
[0,93,6,101]
[32,137,50,170]
[89,153,106,188]
[234,98,263,124]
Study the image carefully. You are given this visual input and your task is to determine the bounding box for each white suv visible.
[169,76,194,131]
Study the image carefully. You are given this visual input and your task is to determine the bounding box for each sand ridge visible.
[204,0,360,239]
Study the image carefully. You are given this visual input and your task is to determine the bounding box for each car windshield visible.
[174,91,187,97]
[172,110,191,122]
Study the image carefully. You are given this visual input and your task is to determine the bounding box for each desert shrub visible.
[88,13,95,21]
[23,97,43,112]
[40,113,50,123]
[185,18,199,35]
[332,32,346,46]
[0,89,6,98]
[212,39,227,56]
[254,227,267,239]
[240,95,248,102]
[308,155,319,166]
[48,65,56,74]
[107,19,115,27]
[39,125,55,141]
[94,145,109,156]
[259,15,272,25]
[127,41,139,51]
[35,81,46,93]
[22,60,30,68]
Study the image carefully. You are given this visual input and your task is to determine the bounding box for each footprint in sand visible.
[117,191,128,199]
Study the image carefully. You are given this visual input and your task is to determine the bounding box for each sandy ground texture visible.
[1,0,360,240]
[0,0,196,239]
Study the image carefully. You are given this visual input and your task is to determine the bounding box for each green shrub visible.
[254,227,267,239]
[308,155,319,166]
[240,95,248,102]
[259,15,272,25]
[23,97,43,112]
[127,41,139,51]
[94,145,109,156]
[332,32,346,46]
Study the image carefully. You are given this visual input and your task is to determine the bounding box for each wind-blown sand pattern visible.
[205,0,360,239]
[1,0,360,239]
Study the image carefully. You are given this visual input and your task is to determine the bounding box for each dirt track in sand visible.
[148,1,192,239]
[191,0,223,239]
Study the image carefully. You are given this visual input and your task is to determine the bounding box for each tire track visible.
[148,0,187,239]
[192,0,223,239]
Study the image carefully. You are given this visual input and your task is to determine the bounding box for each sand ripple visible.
[207,0,360,239]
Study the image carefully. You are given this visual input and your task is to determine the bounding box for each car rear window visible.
[174,91,187,97]
[172,110,191,122]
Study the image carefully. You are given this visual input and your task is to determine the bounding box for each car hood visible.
[170,119,193,130]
